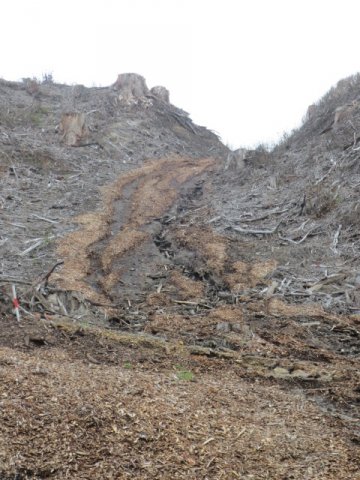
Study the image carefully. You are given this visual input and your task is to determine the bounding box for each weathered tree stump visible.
[113,73,149,103]
[150,86,170,103]
[59,112,88,146]
[305,104,317,121]
[224,148,247,171]
[24,78,40,97]
[333,103,357,126]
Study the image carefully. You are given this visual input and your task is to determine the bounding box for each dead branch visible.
[206,215,222,224]
[31,214,59,224]
[173,300,211,309]
[170,112,197,134]
[0,221,27,229]
[347,120,358,148]
[72,141,104,149]
[265,281,279,298]
[0,277,32,285]
[291,219,310,232]
[299,194,306,215]
[18,262,65,300]
[331,224,342,254]
[41,261,65,287]
[19,235,56,256]
[230,221,283,235]
[315,160,336,185]
[279,228,317,245]
[19,239,45,256]
[231,207,291,224]
[307,273,347,294]
[11,165,19,182]
[173,300,198,305]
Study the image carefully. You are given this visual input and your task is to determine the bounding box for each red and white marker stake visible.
[12,284,21,322]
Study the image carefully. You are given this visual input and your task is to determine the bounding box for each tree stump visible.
[112,73,149,103]
[333,103,357,126]
[305,104,317,121]
[60,112,88,146]
[224,148,247,171]
[150,86,170,103]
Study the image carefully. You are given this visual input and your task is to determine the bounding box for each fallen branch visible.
[206,215,222,224]
[19,236,55,256]
[331,224,342,254]
[16,262,65,301]
[72,141,104,149]
[31,214,59,224]
[173,300,212,309]
[0,221,27,229]
[315,161,336,185]
[307,273,347,294]
[170,112,197,134]
[291,219,310,232]
[265,280,279,298]
[173,300,198,305]
[230,221,282,235]
[19,240,44,256]
[279,228,317,245]
[0,277,32,285]
[11,165,19,182]
[232,207,291,224]
[41,261,64,287]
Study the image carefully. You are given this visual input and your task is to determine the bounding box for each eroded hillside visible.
[0,74,359,479]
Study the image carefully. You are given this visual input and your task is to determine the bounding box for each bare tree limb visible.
[331,224,342,254]
[230,221,283,235]
[231,207,291,224]
[279,228,317,245]
[41,261,65,287]
[0,277,32,285]
[315,161,336,185]
[31,214,59,224]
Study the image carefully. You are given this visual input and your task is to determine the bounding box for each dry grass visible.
[266,297,340,321]
[173,227,228,274]
[167,270,205,301]
[225,259,277,292]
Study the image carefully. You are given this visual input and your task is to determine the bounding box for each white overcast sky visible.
[1,0,360,148]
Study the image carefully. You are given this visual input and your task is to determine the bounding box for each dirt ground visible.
[0,75,359,478]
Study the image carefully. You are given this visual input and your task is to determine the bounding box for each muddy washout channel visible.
[54,156,215,305]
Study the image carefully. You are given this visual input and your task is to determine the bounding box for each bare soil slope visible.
[0,74,359,479]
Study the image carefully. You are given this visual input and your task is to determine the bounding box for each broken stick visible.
[230,221,283,235]
[331,224,342,254]
[279,228,316,245]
